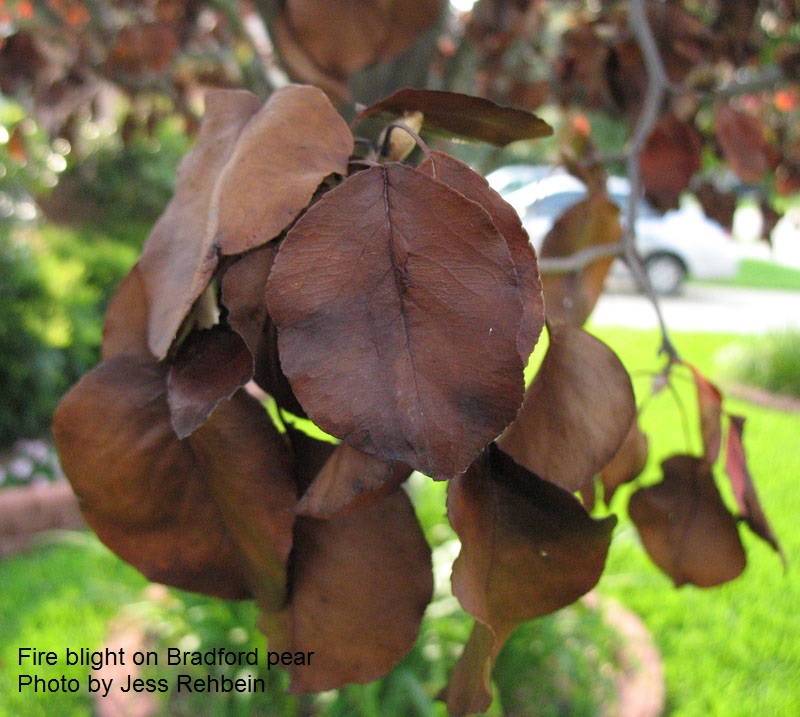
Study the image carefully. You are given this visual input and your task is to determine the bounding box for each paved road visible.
[591,284,800,334]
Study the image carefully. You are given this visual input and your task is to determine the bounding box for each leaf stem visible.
[380,121,432,163]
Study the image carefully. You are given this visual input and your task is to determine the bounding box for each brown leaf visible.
[139,89,262,359]
[220,243,279,358]
[270,11,353,104]
[167,326,254,439]
[275,1,445,82]
[212,84,354,256]
[497,324,635,492]
[640,113,702,211]
[600,415,649,505]
[52,356,296,604]
[296,441,411,517]
[445,445,616,712]
[102,262,150,360]
[725,415,784,561]
[220,244,306,416]
[629,455,746,587]
[356,88,552,145]
[538,192,622,326]
[262,488,433,693]
[688,363,723,464]
[266,163,526,479]
[418,150,545,363]
[714,102,774,184]
[694,181,737,232]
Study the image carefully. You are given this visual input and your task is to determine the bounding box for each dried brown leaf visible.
[296,441,411,517]
[715,102,774,184]
[139,89,261,359]
[52,356,296,605]
[418,150,545,363]
[356,88,552,145]
[600,415,649,505]
[167,326,254,439]
[213,84,354,256]
[102,262,150,360]
[538,193,622,326]
[725,415,784,561]
[445,445,615,712]
[262,488,433,693]
[629,455,746,587]
[498,324,635,492]
[266,163,525,479]
[640,113,702,211]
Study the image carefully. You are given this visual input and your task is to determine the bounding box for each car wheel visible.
[644,253,687,295]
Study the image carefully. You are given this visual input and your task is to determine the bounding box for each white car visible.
[490,167,740,294]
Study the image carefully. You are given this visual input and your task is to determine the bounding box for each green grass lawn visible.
[1,326,797,716]
[696,257,800,291]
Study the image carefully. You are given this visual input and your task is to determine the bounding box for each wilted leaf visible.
[102,262,150,360]
[139,89,261,359]
[538,192,622,326]
[445,445,616,712]
[296,441,411,517]
[167,326,254,439]
[220,243,279,358]
[52,355,296,605]
[688,363,723,464]
[600,415,649,505]
[356,88,552,145]
[694,181,737,232]
[275,1,445,82]
[498,324,635,492]
[262,488,433,693]
[418,150,545,362]
[212,84,354,256]
[725,415,784,561]
[266,163,525,479]
[640,113,702,211]
[715,102,774,183]
[629,455,746,587]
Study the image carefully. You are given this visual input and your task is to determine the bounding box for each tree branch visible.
[624,0,679,361]
[538,242,624,274]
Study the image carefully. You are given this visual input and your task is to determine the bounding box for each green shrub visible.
[716,330,800,398]
[0,225,138,448]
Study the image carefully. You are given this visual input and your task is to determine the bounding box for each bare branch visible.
[625,0,680,361]
[538,242,624,275]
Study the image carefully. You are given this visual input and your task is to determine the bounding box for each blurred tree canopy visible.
[1,0,798,447]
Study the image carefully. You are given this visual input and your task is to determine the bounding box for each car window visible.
[525,191,585,219]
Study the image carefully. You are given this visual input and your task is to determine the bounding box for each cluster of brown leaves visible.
[458,0,799,214]
[0,0,247,141]
[628,362,784,589]
[52,85,782,714]
[50,84,629,713]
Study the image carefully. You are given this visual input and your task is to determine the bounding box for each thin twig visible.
[538,241,624,274]
[624,0,680,361]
